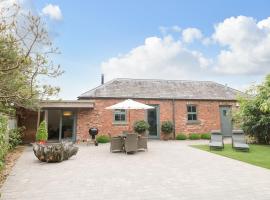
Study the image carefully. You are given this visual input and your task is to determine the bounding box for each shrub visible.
[96,135,110,143]
[188,133,201,140]
[235,74,270,144]
[0,115,9,169]
[9,128,23,149]
[161,121,174,134]
[36,121,48,142]
[176,133,187,140]
[133,120,150,134]
[200,133,211,140]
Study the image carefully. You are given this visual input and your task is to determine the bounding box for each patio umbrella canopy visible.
[106,99,154,110]
[106,99,154,131]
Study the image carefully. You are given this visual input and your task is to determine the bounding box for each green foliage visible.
[188,133,201,140]
[161,121,174,134]
[9,128,23,149]
[96,135,110,143]
[176,133,187,140]
[200,133,211,140]
[235,74,270,144]
[0,115,9,169]
[0,3,62,110]
[133,120,150,134]
[36,121,48,142]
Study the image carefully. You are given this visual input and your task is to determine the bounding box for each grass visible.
[192,144,270,169]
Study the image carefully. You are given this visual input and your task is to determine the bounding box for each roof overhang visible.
[40,100,94,109]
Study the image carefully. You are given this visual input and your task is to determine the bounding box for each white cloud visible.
[182,28,203,43]
[213,16,270,75]
[42,4,62,21]
[159,25,181,35]
[101,36,211,81]
[101,15,270,92]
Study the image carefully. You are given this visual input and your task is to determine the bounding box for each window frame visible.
[187,104,198,122]
[113,109,127,124]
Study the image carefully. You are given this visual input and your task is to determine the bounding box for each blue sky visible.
[25,0,270,99]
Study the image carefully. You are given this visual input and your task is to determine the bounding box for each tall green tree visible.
[0,2,63,110]
[236,74,270,144]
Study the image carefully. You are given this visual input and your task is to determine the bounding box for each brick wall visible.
[17,108,38,143]
[76,98,236,141]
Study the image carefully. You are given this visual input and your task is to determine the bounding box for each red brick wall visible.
[76,98,236,141]
[17,108,38,143]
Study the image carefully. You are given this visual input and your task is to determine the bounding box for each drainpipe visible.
[172,99,176,139]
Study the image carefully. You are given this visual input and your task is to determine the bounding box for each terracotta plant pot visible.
[38,140,47,145]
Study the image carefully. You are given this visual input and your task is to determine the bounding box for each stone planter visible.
[33,141,78,163]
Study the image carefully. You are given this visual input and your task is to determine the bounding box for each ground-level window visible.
[114,109,126,123]
[187,105,197,121]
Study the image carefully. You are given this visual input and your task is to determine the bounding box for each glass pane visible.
[188,114,193,121]
[148,109,157,136]
[120,114,126,121]
[187,106,192,112]
[62,111,74,139]
[115,114,120,121]
[193,114,197,121]
[192,106,196,112]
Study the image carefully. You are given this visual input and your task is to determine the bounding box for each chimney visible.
[101,74,104,85]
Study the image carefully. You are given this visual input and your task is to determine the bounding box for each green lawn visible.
[192,144,270,169]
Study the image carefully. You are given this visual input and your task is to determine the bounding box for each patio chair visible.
[232,130,249,152]
[209,130,224,150]
[124,133,138,154]
[137,136,148,151]
[110,136,124,153]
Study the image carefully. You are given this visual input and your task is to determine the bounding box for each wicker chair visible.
[124,133,138,154]
[137,136,148,151]
[110,136,124,153]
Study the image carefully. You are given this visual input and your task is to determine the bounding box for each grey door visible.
[147,105,160,139]
[219,106,232,137]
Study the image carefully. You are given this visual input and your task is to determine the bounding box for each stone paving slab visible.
[1,140,270,200]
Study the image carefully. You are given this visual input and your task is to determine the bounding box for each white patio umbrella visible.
[106,99,154,131]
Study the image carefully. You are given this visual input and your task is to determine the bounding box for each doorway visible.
[219,106,232,137]
[47,110,76,141]
[147,105,160,139]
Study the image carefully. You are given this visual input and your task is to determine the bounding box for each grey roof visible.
[78,78,243,100]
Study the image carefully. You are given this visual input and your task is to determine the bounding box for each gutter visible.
[172,99,176,139]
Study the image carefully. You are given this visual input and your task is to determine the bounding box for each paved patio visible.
[1,140,270,200]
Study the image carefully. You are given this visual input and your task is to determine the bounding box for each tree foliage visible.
[235,74,270,144]
[0,2,63,110]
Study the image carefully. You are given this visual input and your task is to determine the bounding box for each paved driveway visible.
[1,140,270,200]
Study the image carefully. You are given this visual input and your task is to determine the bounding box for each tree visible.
[0,2,63,110]
[36,120,48,143]
[236,74,270,144]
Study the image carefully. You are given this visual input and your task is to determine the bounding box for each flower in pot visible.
[161,121,174,140]
[133,120,150,136]
[36,120,48,144]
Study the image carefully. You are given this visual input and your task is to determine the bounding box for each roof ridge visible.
[112,77,214,83]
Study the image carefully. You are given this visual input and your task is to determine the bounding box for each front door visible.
[147,105,160,139]
[219,106,232,137]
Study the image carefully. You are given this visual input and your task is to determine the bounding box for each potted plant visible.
[161,121,174,140]
[36,120,48,144]
[133,120,150,136]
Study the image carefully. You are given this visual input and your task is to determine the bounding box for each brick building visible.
[19,78,242,143]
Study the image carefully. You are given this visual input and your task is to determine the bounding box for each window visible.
[114,109,126,123]
[187,105,197,121]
